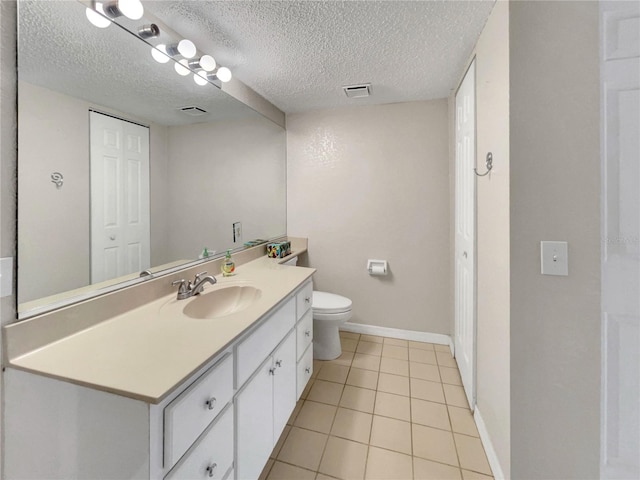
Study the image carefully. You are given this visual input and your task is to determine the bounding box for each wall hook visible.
[474,152,493,177]
[51,172,64,189]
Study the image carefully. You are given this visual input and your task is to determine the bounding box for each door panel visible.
[90,112,150,283]
[454,60,477,411]
[273,331,297,444]
[235,359,274,480]
[601,2,640,478]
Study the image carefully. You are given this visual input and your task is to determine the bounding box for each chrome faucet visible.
[191,271,217,295]
[172,271,217,300]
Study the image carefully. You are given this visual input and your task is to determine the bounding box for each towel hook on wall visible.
[474,152,493,177]
[51,172,64,189]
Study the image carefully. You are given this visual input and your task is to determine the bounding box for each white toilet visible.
[312,291,352,360]
[281,256,353,360]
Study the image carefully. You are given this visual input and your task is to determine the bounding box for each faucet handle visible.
[194,271,208,282]
[172,279,189,294]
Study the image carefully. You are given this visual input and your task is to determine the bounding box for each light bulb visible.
[194,71,209,86]
[85,3,111,28]
[151,44,170,64]
[216,67,232,83]
[174,59,191,76]
[117,0,143,20]
[199,55,216,72]
[177,39,197,59]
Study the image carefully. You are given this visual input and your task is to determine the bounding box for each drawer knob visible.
[305,367,311,374]
[269,367,276,376]
[305,330,311,337]
[275,360,283,368]
[205,397,217,410]
[305,297,311,304]
[206,462,217,477]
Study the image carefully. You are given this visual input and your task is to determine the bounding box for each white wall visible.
[287,100,450,334]
[509,1,601,477]
[451,1,512,475]
[18,83,91,301]
[17,82,171,302]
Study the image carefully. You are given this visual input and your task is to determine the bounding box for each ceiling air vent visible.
[179,106,208,116]
[342,83,371,98]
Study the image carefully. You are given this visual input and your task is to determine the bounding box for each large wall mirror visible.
[17,0,286,318]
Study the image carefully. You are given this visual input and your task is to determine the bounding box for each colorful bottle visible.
[221,249,235,276]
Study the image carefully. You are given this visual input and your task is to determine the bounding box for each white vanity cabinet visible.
[235,331,296,480]
[4,277,315,480]
[295,281,314,399]
[235,278,313,479]
[4,347,236,480]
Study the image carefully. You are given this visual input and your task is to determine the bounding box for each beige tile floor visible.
[259,332,493,480]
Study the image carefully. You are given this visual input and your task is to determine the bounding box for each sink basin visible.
[182,285,262,319]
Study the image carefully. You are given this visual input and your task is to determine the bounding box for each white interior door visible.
[454,60,477,411]
[600,2,640,478]
[90,111,150,284]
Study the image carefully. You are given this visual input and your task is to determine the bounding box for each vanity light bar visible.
[85,0,233,85]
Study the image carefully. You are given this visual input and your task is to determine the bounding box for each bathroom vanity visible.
[3,253,314,479]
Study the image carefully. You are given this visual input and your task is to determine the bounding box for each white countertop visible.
[8,256,315,404]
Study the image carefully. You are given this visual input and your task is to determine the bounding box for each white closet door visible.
[90,112,150,283]
[454,60,477,410]
[600,2,640,479]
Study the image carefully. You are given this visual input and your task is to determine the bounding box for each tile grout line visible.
[319,333,493,479]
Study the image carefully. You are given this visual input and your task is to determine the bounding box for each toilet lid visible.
[312,291,352,314]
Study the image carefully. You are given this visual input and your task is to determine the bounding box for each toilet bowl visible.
[312,291,352,360]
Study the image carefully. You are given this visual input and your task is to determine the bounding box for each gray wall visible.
[166,117,287,260]
[0,1,17,476]
[287,100,451,334]
[509,1,601,477]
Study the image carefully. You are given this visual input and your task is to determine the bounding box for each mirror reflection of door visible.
[89,111,150,284]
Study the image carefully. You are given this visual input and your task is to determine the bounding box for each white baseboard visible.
[340,322,453,353]
[474,407,505,480]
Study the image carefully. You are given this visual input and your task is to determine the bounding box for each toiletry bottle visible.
[221,249,235,276]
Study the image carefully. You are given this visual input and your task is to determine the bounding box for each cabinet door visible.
[235,358,274,480]
[272,330,297,444]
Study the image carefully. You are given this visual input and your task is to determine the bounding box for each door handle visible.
[463,251,467,258]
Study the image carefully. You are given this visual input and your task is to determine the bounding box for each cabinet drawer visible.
[296,281,313,320]
[165,405,233,480]
[296,344,313,400]
[236,297,295,387]
[164,354,233,469]
[296,310,313,361]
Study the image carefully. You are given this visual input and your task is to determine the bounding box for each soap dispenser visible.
[221,249,235,276]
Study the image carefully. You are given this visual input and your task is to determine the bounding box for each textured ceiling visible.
[18,0,259,126]
[19,0,495,120]
[145,0,496,113]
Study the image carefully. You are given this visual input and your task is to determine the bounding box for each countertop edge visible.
[6,259,316,404]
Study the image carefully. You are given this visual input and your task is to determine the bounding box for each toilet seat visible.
[312,291,352,314]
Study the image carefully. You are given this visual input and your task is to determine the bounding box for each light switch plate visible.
[541,241,568,276]
[0,257,14,298]
[233,222,242,243]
